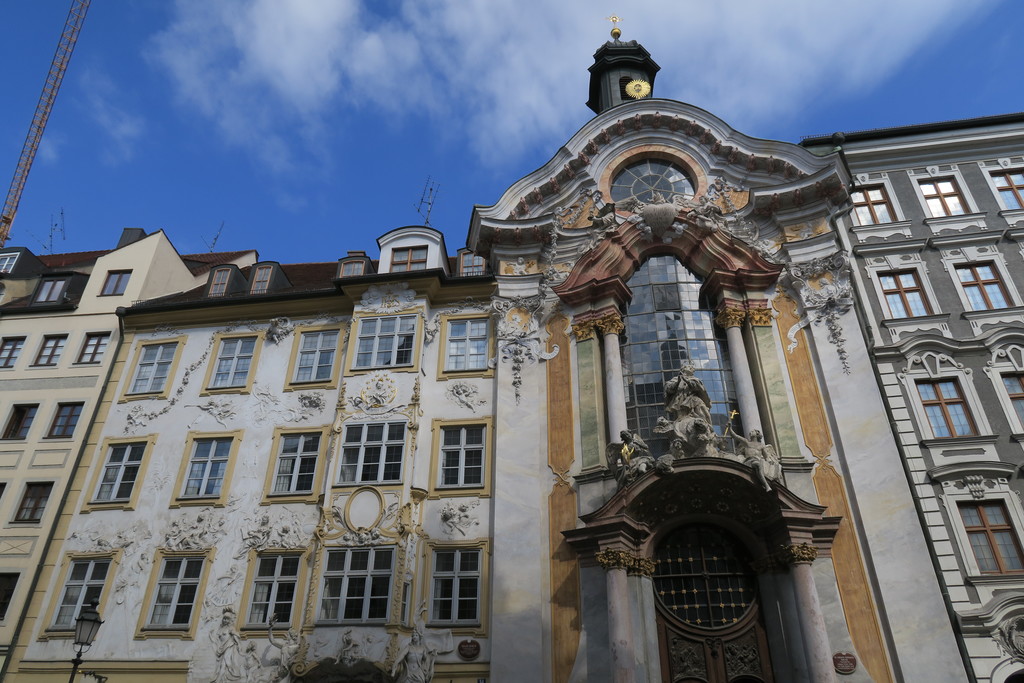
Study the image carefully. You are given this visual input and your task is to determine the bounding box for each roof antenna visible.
[203,220,225,252]
[415,177,440,227]
[28,207,66,253]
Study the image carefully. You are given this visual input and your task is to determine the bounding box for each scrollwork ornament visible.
[781,252,854,374]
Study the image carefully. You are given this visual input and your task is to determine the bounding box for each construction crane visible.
[0,0,91,247]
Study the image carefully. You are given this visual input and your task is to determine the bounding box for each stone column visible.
[596,313,628,441]
[715,306,762,434]
[780,543,836,683]
[596,549,652,683]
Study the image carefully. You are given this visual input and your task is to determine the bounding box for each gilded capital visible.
[714,306,746,328]
[629,556,657,577]
[572,320,599,341]
[593,313,625,336]
[747,308,773,327]
[777,543,818,565]
[595,549,653,575]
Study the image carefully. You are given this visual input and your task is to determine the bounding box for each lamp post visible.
[68,600,103,683]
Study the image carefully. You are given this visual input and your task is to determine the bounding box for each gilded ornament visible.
[747,308,773,326]
[715,307,746,328]
[625,79,651,99]
[630,556,656,577]
[594,313,625,336]
[572,320,599,341]
[777,542,818,565]
[595,549,634,571]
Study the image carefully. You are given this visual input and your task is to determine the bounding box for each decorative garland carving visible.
[490,295,558,404]
[781,252,853,374]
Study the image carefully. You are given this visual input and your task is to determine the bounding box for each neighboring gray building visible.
[803,115,1024,682]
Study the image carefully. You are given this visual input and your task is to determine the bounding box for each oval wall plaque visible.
[833,651,857,674]
[458,639,481,661]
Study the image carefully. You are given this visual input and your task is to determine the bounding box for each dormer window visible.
[210,268,231,297]
[341,261,365,277]
[0,253,18,273]
[391,247,428,273]
[460,252,486,276]
[35,279,68,303]
[251,265,273,294]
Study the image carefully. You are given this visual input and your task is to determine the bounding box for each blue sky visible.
[1,0,1021,263]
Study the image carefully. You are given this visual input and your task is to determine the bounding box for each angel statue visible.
[729,429,782,491]
[606,429,653,488]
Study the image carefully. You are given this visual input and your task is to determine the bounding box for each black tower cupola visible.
[586,26,660,115]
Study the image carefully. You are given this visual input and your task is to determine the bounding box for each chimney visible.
[117,227,147,249]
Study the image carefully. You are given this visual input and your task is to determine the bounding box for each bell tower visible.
[586,18,660,115]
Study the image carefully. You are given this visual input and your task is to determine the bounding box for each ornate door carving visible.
[653,525,773,683]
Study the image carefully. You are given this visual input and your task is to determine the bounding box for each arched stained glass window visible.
[621,256,737,455]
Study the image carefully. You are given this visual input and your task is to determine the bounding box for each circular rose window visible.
[610,159,695,204]
[652,525,757,629]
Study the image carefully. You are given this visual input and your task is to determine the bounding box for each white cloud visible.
[79,68,146,165]
[149,0,996,172]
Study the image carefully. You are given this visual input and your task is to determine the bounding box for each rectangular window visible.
[341,261,365,276]
[129,342,178,394]
[956,263,1010,310]
[210,336,257,388]
[15,482,53,522]
[33,335,67,366]
[460,252,486,276]
[147,556,204,628]
[251,265,273,294]
[247,554,300,625]
[54,558,110,628]
[0,573,17,620]
[209,268,230,297]
[878,271,931,318]
[77,332,111,364]
[920,178,967,217]
[445,319,488,371]
[354,316,416,369]
[100,270,132,296]
[850,185,895,225]
[94,442,146,502]
[272,432,320,494]
[35,279,68,303]
[993,170,1024,210]
[391,246,428,272]
[439,425,486,488]
[960,501,1024,574]
[339,423,405,484]
[0,253,18,273]
[431,548,480,624]
[319,547,394,622]
[1004,374,1024,426]
[0,337,24,368]
[917,379,976,438]
[182,437,232,498]
[47,403,83,438]
[293,330,338,383]
[2,404,37,440]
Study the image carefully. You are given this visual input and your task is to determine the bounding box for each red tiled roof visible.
[37,250,110,268]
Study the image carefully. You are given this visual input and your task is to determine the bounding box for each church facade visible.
[2,31,1023,683]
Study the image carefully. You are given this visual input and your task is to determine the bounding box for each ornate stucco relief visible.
[444,381,486,412]
[439,498,480,537]
[68,520,153,605]
[422,298,489,345]
[360,283,417,313]
[780,251,854,373]
[490,295,558,404]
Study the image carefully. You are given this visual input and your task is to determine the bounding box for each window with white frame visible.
[182,437,232,498]
[319,547,394,622]
[431,548,480,624]
[247,554,300,625]
[210,336,256,388]
[53,558,110,628]
[251,265,273,294]
[272,432,320,494]
[445,319,488,371]
[293,330,338,383]
[94,442,146,502]
[959,501,1024,574]
[459,252,486,276]
[354,316,416,369]
[339,422,405,484]
[341,260,365,277]
[0,253,18,273]
[35,278,68,303]
[147,556,204,628]
[439,425,485,488]
[209,268,230,297]
[129,342,178,394]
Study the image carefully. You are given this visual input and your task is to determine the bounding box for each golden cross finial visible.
[606,14,623,39]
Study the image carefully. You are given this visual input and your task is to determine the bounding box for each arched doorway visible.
[653,524,773,682]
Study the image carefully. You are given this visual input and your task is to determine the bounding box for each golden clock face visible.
[625,79,652,99]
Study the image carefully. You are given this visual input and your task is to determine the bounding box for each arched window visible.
[621,256,738,454]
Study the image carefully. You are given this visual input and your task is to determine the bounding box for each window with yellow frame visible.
[284,324,342,391]
[201,332,264,395]
[82,435,157,512]
[437,313,493,380]
[135,548,214,639]
[170,430,244,508]
[119,335,188,402]
[240,550,308,630]
[425,540,490,635]
[346,312,423,375]
[427,418,492,498]
[41,551,121,637]
[262,426,330,504]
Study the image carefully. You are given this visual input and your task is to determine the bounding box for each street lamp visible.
[68,600,103,683]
